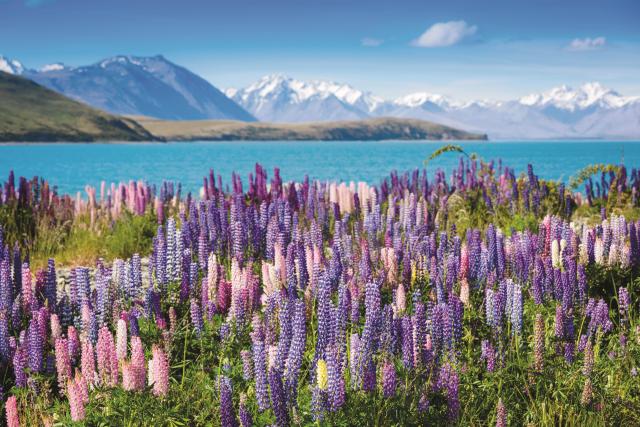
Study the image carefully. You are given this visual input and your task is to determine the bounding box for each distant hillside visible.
[136,116,487,141]
[0,72,153,142]
[22,55,256,122]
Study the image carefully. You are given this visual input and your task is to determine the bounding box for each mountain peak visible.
[394,92,454,109]
[519,81,630,110]
[0,55,25,75]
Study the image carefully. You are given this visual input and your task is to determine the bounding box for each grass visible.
[30,211,159,269]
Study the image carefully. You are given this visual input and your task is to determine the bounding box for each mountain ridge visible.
[0,54,255,122]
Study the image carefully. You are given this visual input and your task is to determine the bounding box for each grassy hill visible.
[136,116,487,141]
[0,71,153,142]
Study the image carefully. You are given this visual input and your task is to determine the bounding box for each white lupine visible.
[115,319,128,361]
[551,239,561,268]
[595,239,604,264]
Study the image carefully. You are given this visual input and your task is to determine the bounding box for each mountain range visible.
[227,76,640,139]
[2,54,639,139]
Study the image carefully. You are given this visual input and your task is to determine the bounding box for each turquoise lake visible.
[0,140,638,195]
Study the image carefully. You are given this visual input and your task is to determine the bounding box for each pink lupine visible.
[116,319,128,361]
[151,345,169,397]
[5,395,19,427]
[122,361,135,391]
[75,371,89,404]
[21,263,33,312]
[81,339,96,387]
[97,326,118,386]
[130,336,146,390]
[81,304,92,333]
[50,314,61,342]
[55,337,72,392]
[67,378,86,422]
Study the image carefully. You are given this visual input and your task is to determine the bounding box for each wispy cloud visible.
[361,37,383,47]
[412,20,477,48]
[567,37,606,51]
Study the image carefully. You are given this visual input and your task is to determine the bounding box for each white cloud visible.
[567,37,606,51]
[412,20,477,48]
[361,38,383,47]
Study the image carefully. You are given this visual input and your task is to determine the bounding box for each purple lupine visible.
[618,287,630,320]
[252,339,269,410]
[190,298,204,337]
[284,299,306,404]
[269,368,290,427]
[27,316,43,373]
[481,340,497,372]
[381,359,397,398]
[326,344,345,411]
[219,375,237,427]
[13,344,27,387]
[356,282,380,389]
[401,316,414,369]
[239,393,253,427]
[241,349,253,380]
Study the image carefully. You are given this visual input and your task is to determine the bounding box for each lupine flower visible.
[380,360,397,398]
[190,298,204,337]
[80,339,96,387]
[5,395,19,427]
[269,368,289,427]
[55,338,72,391]
[583,339,594,376]
[67,377,86,422]
[116,318,128,361]
[533,313,545,372]
[219,375,237,427]
[581,378,593,406]
[239,393,253,427]
[495,398,507,427]
[241,349,253,380]
[151,345,169,397]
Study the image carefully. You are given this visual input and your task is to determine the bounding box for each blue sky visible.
[1,0,639,100]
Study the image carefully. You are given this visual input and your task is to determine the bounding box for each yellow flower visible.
[317,359,328,390]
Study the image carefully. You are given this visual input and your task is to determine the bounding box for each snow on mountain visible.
[229,76,640,137]
[393,92,457,110]
[229,74,381,122]
[0,56,25,75]
[23,55,255,121]
[519,82,636,110]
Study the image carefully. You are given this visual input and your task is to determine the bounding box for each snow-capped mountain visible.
[0,56,25,75]
[231,76,639,138]
[20,55,255,121]
[519,82,636,111]
[226,74,382,122]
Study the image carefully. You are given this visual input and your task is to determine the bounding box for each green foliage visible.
[424,144,467,166]
[569,164,619,191]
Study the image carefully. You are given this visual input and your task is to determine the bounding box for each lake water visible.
[0,140,638,195]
